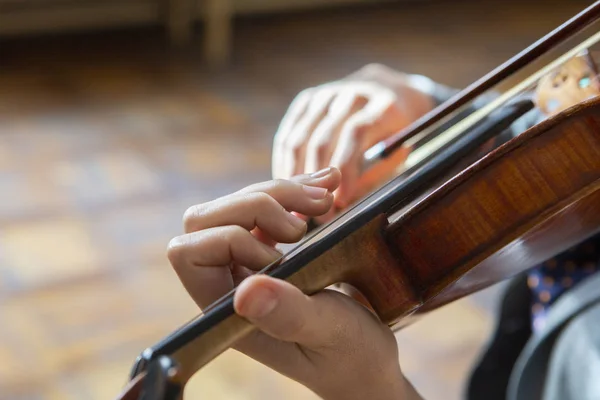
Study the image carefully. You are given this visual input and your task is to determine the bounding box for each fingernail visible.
[290,167,331,182]
[302,185,328,199]
[309,167,332,178]
[286,211,307,230]
[241,288,278,319]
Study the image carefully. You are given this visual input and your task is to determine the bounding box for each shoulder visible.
[543,301,600,400]
[508,270,600,400]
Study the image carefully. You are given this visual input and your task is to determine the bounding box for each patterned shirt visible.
[528,235,600,332]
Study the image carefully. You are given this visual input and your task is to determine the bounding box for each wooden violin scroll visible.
[535,51,600,116]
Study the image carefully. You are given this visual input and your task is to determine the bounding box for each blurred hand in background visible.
[271,63,436,222]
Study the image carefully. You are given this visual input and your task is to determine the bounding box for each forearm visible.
[318,374,426,400]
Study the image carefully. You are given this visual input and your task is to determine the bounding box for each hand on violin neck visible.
[169,167,340,304]
[233,276,417,400]
[167,168,424,400]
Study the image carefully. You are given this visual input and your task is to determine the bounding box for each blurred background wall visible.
[0,0,593,399]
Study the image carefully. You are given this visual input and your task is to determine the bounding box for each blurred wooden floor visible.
[0,0,592,399]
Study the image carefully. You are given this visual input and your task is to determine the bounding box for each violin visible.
[116,3,600,399]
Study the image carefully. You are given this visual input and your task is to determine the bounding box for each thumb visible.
[233,275,348,348]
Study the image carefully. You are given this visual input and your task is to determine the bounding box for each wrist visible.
[318,369,422,400]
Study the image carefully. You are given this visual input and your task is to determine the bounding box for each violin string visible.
[363,7,600,171]
[399,30,600,177]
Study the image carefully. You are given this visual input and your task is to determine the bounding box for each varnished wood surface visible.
[287,214,420,324]
[390,97,600,313]
[0,1,594,399]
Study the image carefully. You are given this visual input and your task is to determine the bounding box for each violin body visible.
[283,97,600,327]
[385,97,600,323]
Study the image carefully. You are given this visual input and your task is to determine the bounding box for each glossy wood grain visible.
[288,214,419,322]
[386,97,600,321]
[415,187,600,316]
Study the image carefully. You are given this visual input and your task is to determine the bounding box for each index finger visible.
[183,168,341,237]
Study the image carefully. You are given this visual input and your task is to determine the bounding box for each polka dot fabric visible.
[528,233,600,332]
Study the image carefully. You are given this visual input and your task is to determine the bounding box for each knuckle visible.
[295,88,313,103]
[361,63,385,75]
[272,179,298,200]
[182,204,205,232]
[236,181,262,194]
[167,235,187,268]
[297,88,310,97]
[238,191,285,222]
[221,225,247,241]
[270,178,290,189]
[246,190,278,209]
[359,63,392,81]
[277,312,308,340]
